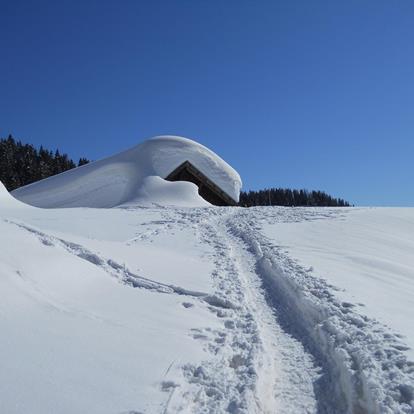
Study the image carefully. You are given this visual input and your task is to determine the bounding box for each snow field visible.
[0,196,319,413]
[262,207,414,359]
[1,179,413,413]
[0,203,220,413]
[247,207,414,413]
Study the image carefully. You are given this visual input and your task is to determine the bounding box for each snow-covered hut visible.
[12,136,242,208]
[165,160,237,206]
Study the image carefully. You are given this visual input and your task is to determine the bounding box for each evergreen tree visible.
[0,135,90,191]
[239,188,350,207]
[78,157,89,166]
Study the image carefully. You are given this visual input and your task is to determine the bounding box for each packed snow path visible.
[160,208,318,413]
[157,207,414,414]
[1,202,413,413]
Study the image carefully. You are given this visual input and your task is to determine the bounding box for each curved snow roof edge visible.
[138,135,242,202]
[12,135,242,208]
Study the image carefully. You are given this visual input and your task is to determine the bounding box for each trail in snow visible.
[150,207,318,414]
[2,203,413,413]
[226,208,414,414]
[138,206,414,414]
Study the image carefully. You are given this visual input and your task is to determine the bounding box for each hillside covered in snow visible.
[1,185,414,413]
[1,137,414,413]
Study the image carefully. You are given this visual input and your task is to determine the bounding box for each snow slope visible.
[1,188,220,413]
[238,207,414,413]
[11,136,242,208]
[261,207,414,360]
[1,183,413,413]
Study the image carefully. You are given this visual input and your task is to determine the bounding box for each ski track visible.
[6,207,414,413]
[155,207,317,414]
[154,207,414,414]
[227,207,414,414]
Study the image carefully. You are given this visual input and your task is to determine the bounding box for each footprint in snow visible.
[160,381,179,391]
[182,302,194,308]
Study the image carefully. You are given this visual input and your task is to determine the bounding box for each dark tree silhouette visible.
[239,188,350,207]
[0,135,90,191]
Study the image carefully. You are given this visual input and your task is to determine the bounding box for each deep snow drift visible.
[1,181,413,413]
[11,136,242,208]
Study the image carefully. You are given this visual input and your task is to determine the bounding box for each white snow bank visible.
[11,136,242,208]
[0,206,219,414]
[122,176,210,207]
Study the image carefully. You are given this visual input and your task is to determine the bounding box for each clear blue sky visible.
[1,0,414,206]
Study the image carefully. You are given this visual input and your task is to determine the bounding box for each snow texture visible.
[11,136,242,208]
[1,181,413,413]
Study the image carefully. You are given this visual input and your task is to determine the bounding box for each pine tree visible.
[239,188,350,207]
[0,135,90,191]
[78,157,89,166]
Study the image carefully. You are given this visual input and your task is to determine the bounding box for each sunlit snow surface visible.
[262,207,414,360]
[1,185,413,413]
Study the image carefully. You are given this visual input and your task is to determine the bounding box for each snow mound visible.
[122,176,210,207]
[11,136,242,208]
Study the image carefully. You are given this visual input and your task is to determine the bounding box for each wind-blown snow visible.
[11,136,242,208]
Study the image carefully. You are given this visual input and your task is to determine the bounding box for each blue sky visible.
[1,0,414,206]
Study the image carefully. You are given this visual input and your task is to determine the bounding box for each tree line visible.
[239,188,350,207]
[0,135,89,191]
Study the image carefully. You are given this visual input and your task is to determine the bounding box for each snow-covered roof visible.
[11,135,242,208]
